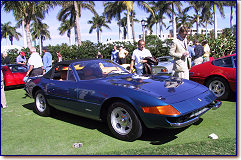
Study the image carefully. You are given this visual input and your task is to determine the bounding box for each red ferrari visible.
[1,64,28,88]
[189,54,236,100]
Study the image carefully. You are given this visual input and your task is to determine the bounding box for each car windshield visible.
[158,57,173,62]
[73,60,130,80]
[9,65,28,73]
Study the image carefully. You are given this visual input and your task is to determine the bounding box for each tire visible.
[206,77,230,100]
[107,101,142,141]
[34,90,51,116]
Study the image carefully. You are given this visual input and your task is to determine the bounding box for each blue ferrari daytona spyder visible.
[25,59,221,141]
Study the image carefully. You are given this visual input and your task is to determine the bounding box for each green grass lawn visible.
[1,88,237,155]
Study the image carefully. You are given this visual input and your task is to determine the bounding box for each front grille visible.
[167,106,210,123]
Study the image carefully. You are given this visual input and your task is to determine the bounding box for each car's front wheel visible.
[107,101,142,141]
[206,77,230,100]
[34,90,51,116]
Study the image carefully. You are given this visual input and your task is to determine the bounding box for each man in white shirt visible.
[26,47,43,77]
[130,39,152,75]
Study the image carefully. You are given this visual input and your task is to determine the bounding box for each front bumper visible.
[168,100,222,128]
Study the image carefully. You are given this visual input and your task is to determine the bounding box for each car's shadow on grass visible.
[139,119,203,145]
[22,103,199,145]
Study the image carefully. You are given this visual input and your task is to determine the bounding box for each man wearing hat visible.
[42,46,52,74]
[16,51,27,65]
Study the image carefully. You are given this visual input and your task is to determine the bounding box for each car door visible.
[46,66,79,112]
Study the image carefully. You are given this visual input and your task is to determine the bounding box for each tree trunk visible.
[97,27,100,43]
[213,4,218,39]
[196,13,200,35]
[6,33,8,46]
[25,22,32,50]
[206,22,208,38]
[22,18,27,48]
[230,6,233,34]
[74,26,78,45]
[74,1,81,46]
[119,22,123,40]
[39,35,42,55]
[69,32,72,46]
[160,22,163,40]
[172,3,176,39]
[100,30,102,43]
[127,9,131,40]
[131,12,135,42]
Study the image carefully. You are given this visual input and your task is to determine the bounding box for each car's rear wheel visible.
[206,77,230,100]
[107,101,142,141]
[34,90,51,116]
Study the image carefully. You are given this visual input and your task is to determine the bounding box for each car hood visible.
[106,75,209,104]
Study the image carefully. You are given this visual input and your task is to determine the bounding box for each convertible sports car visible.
[1,64,28,88]
[190,54,236,100]
[25,59,221,141]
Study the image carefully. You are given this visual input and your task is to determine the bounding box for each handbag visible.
[187,57,192,69]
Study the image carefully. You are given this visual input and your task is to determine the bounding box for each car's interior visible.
[51,61,127,81]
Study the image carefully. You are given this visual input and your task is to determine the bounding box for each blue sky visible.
[1,1,237,47]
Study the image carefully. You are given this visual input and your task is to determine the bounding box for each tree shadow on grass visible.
[22,103,203,145]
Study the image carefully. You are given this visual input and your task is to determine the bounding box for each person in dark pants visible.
[193,40,204,66]
[42,47,52,74]
[25,47,43,77]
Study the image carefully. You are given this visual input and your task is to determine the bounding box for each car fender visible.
[204,73,229,86]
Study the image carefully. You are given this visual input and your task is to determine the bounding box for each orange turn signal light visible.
[142,105,180,115]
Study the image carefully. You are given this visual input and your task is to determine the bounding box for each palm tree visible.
[118,16,128,40]
[88,14,111,43]
[58,20,74,46]
[130,11,139,41]
[224,1,236,33]
[188,1,205,36]
[176,7,193,29]
[148,1,172,40]
[104,1,154,41]
[200,10,214,38]
[30,18,51,54]
[169,1,182,39]
[1,22,22,45]
[2,1,55,49]
[104,1,125,40]
[202,1,225,39]
[57,1,96,46]
[122,1,133,40]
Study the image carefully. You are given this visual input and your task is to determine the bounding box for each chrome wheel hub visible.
[36,94,46,112]
[111,107,132,135]
[209,80,225,97]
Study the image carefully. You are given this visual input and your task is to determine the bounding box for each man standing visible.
[169,25,189,80]
[42,47,52,74]
[2,51,10,65]
[193,40,204,66]
[25,47,43,77]
[16,51,26,65]
[111,45,119,63]
[130,39,152,75]
[118,46,129,65]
